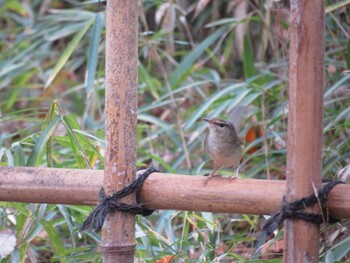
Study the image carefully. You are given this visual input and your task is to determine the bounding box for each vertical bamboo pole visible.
[284,0,324,262]
[102,0,138,262]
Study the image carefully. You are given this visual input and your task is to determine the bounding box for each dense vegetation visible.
[0,0,349,262]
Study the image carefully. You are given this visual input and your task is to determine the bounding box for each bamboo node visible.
[100,244,136,253]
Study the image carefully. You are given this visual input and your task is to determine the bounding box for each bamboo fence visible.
[0,0,344,262]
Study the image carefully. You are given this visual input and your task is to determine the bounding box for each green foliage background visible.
[0,0,349,262]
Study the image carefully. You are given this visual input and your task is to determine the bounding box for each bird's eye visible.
[218,123,225,128]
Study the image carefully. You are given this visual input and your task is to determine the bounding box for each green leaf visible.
[138,113,181,147]
[200,212,215,230]
[85,13,102,94]
[13,143,25,166]
[327,235,350,261]
[5,1,27,15]
[183,83,246,130]
[169,28,225,89]
[45,20,93,89]
[26,204,48,242]
[5,149,14,166]
[138,63,161,100]
[80,0,106,5]
[324,107,350,131]
[5,70,35,110]
[26,115,61,166]
[324,74,350,99]
[41,220,67,263]
[10,249,21,263]
[139,149,176,173]
[62,115,92,169]
[159,80,216,101]
[205,15,259,28]
[43,101,59,167]
[242,35,256,79]
[325,251,335,263]
[45,23,89,42]
[57,205,76,249]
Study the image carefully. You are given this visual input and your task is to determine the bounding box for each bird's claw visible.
[203,173,220,184]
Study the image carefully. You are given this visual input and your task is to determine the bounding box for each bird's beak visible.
[203,118,212,124]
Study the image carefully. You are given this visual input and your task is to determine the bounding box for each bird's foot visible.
[234,166,241,178]
[203,173,220,184]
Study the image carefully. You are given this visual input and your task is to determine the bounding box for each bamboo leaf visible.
[45,20,93,89]
[13,143,25,166]
[26,115,61,166]
[183,83,246,130]
[324,74,350,99]
[169,28,225,89]
[85,13,102,94]
[242,35,256,79]
[41,220,67,263]
[43,101,59,167]
[62,115,92,169]
[326,235,350,261]
[325,251,335,263]
[138,63,161,100]
[57,205,76,249]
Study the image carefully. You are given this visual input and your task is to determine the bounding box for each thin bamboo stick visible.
[0,167,349,219]
[284,0,325,262]
[103,0,138,261]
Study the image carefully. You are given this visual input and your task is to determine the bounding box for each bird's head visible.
[203,117,237,138]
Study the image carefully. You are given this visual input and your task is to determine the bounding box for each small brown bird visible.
[203,117,243,183]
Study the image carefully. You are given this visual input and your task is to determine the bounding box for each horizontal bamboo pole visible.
[0,166,349,219]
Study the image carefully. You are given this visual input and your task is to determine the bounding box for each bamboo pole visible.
[0,167,349,219]
[103,0,138,261]
[284,0,325,262]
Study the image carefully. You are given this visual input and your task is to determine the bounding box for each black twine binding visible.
[81,167,158,232]
[262,180,343,236]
